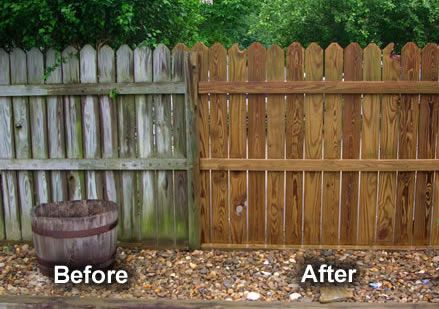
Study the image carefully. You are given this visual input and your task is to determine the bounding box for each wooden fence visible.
[0,44,198,248]
[196,42,439,248]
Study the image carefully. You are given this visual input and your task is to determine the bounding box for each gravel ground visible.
[0,244,438,303]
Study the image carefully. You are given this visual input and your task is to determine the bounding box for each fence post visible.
[185,51,200,249]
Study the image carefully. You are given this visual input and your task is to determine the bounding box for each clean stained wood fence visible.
[197,42,439,248]
[0,44,198,248]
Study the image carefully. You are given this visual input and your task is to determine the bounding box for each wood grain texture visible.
[209,43,228,243]
[27,48,50,208]
[303,43,323,245]
[0,48,19,240]
[340,43,362,245]
[267,45,285,244]
[62,46,85,200]
[80,45,103,200]
[172,44,189,246]
[116,45,136,241]
[377,43,400,244]
[154,44,175,246]
[228,44,247,244]
[358,44,381,245]
[134,46,156,244]
[285,42,304,244]
[247,42,266,244]
[98,45,120,205]
[416,44,438,245]
[322,43,343,245]
[11,48,32,240]
[192,42,210,243]
[395,43,420,245]
[46,48,67,202]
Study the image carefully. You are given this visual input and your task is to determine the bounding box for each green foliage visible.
[0,0,437,50]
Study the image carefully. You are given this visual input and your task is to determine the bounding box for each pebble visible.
[246,291,261,301]
[289,292,301,301]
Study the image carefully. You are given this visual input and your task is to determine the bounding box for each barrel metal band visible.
[36,251,116,269]
[31,220,118,238]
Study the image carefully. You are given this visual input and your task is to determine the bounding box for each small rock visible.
[247,292,261,301]
[369,282,382,289]
[319,287,354,304]
[432,256,439,263]
[289,292,302,301]
[189,262,197,269]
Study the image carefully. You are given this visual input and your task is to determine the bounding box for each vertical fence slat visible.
[11,48,32,240]
[209,43,228,243]
[285,43,304,244]
[46,48,67,202]
[358,44,381,245]
[377,43,400,244]
[340,43,362,245]
[303,43,323,245]
[116,45,136,241]
[395,43,420,245]
[80,45,103,200]
[154,44,174,246]
[417,44,438,244]
[98,46,119,205]
[173,44,189,247]
[322,43,343,245]
[27,48,50,207]
[134,46,156,244]
[229,44,247,244]
[62,46,84,200]
[0,49,18,240]
[247,42,266,244]
[192,42,210,244]
[267,45,285,244]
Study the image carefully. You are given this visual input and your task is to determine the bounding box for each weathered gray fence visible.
[0,44,198,248]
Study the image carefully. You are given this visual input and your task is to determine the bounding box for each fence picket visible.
[303,43,323,245]
[46,48,67,202]
[80,45,103,200]
[417,44,438,244]
[229,44,247,244]
[322,43,343,245]
[377,43,400,244]
[134,46,156,244]
[172,44,189,247]
[62,46,85,200]
[248,42,266,244]
[0,49,18,240]
[358,44,381,245]
[11,48,32,240]
[267,45,285,244]
[154,44,175,246]
[285,43,304,244]
[116,45,136,241]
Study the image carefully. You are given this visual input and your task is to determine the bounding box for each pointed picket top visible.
[248,42,267,81]
[383,43,401,81]
[10,47,27,84]
[134,46,152,82]
[116,44,133,83]
[325,43,343,81]
[62,46,79,83]
[172,43,188,81]
[344,42,363,81]
[191,41,208,53]
[80,44,97,83]
[421,43,438,81]
[286,42,304,81]
[228,43,247,82]
[267,44,284,81]
[363,43,382,81]
[191,42,208,80]
[45,49,62,84]
[0,48,10,85]
[401,42,420,81]
[153,43,171,82]
[209,43,227,81]
[305,43,323,80]
[26,48,44,84]
[98,45,115,83]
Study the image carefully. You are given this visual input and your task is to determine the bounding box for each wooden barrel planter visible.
[31,200,118,276]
